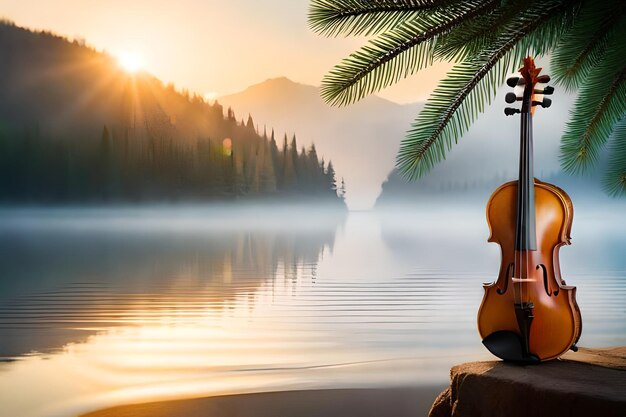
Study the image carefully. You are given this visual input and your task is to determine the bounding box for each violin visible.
[477,57,582,363]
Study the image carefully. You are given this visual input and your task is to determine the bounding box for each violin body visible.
[478,179,582,361]
[476,57,582,363]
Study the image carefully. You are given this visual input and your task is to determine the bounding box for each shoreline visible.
[79,386,446,417]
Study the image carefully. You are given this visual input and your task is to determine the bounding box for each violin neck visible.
[515,90,537,251]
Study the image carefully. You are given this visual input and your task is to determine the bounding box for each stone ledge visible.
[429,347,626,417]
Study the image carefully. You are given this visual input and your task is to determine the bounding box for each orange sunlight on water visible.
[0,211,503,417]
[0,273,463,417]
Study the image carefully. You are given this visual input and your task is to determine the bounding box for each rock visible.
[428,387,452,417]
[429,347,626,417]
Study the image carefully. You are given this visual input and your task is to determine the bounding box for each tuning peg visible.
[533,86,554,94]
[506,77,519,87]
[505,92,519,103]
[537,75,551,83]
[504,107,521,116]
[532,98,552,108]
[506,77,525,87]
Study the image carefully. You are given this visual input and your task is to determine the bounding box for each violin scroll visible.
[502,58,555,116]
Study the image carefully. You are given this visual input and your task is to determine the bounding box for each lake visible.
[0,203,625,417]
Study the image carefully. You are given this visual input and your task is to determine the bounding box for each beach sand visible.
[79,386,446,417]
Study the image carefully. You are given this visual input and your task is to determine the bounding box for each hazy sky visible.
[0,0,450,103]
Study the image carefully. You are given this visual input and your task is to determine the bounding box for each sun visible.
[118,52,143,73]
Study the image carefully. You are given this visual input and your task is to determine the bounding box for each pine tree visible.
[338,177,346,200]
[307,144,322,192]
[283,134,299,191]
[260,139,277,193]
[98,125,111,199]
[269,129,281,189]
[298,146,308,191]
[227,107,235,121]
[326,160,337,194]
[246,114,255,130]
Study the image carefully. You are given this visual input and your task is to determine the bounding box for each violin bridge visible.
[512,277,536,282]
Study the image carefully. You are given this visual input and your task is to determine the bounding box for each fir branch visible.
[434,0,529,61]
[308,0,441,37]
[603,118,626,196]
[560,54,626,173]
[551,2,626,91]
[320,0,495,106]
[397,0,571,178]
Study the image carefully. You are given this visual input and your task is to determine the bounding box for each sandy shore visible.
[79,386,446,417]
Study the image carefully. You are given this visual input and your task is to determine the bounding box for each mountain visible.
[0,21,343,205]
[218,77,423,209]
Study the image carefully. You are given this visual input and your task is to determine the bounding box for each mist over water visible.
[0,204,624,417]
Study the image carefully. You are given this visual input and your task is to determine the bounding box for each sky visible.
[0,0,583,210]
[0,0,450,104]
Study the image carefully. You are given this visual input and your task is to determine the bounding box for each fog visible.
[1,204,624,417]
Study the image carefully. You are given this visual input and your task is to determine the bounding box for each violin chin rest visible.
[482,331,540,364]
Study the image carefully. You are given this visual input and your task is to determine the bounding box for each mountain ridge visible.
[224,76,418,109]
[218,76,424,209]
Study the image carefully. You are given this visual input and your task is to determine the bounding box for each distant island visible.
[375,167,613,208]
[0,21,344,205]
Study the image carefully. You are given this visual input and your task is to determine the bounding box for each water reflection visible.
[377,203,626,347]
[0,207,343,357]
[0,206,624,417]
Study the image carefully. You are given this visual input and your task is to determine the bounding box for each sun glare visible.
[118,52,143,73]
[204,92,218,102]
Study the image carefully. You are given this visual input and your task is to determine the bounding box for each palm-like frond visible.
[436,0,576,64]
[320,0,495,106]
[560,35,626,173]
[434,0,528,61]
[551,2,626,91]
[397,0,573,178]
[396,56,508,178]
[311,0,626,195]
[603,118,626,196]
[308,0,439,37]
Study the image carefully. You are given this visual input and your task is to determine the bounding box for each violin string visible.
[520,81,526,311]
[516,82,520,308]
[521,95,526,310]
[522,76,535,304]
[529,105,532,306]
[520,84,529,359]
[516,108,521,309]
[524,97,528,308]
[525,89,535,304]
[528,99,533,308]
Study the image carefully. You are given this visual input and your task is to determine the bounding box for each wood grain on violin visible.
[477,57,582,363]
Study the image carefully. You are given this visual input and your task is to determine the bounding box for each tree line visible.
[0,102,345,204]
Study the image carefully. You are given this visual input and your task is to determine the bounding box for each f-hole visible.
[536,264,557,296]
[497,263,514,295]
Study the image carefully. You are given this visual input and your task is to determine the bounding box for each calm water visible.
[0,204,625,417]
